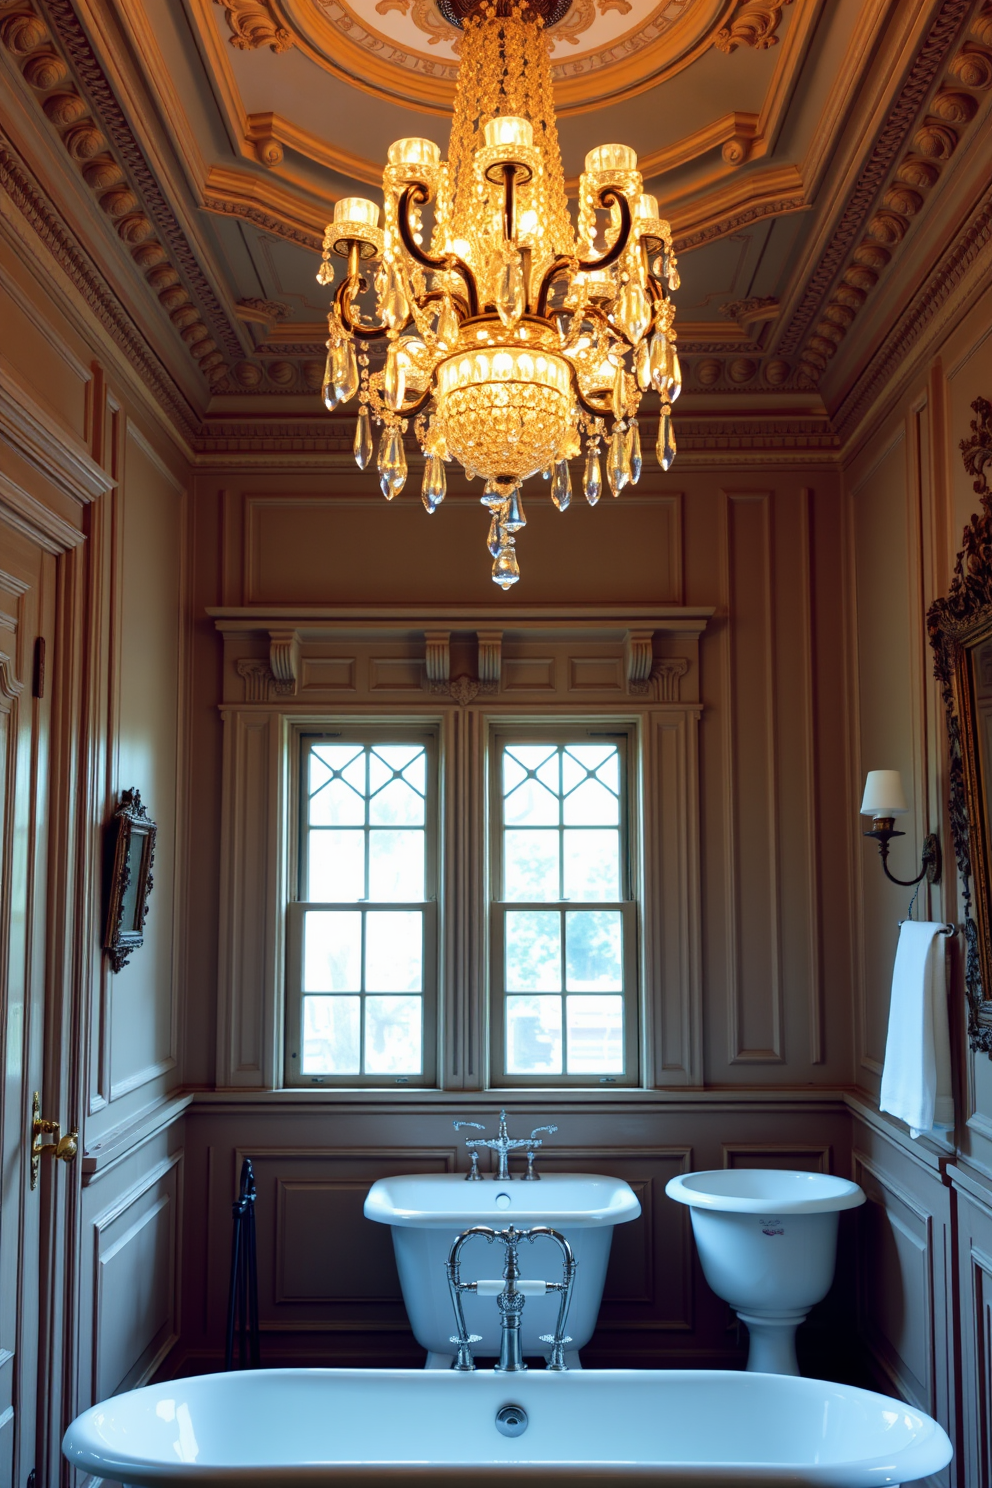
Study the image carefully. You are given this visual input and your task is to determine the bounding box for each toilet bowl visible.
[665,1169,865,1376]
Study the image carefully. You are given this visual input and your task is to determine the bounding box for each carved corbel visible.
[268,630,300,695]
[654,658,689,702]
[477,630,502,694]
[424,631,451,695]
[213,0,293,53]
[236,659,272,703]
[625,630,655,694]
[714,0,794,53]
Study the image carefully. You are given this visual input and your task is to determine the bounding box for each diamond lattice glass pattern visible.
[302,742,428,1078]
[499,742,626,1076]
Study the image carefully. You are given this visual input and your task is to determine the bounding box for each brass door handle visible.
[30,1091,78,1190]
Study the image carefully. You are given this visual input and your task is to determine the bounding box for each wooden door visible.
[0,524,57,1488]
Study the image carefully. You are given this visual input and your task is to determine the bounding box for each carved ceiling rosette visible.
[210,0,798,112]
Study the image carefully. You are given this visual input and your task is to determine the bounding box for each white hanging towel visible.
[879,921,954,1140]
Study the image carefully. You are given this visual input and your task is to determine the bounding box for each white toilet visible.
[665,1169,865,1376]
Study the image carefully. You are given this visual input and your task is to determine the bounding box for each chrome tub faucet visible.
[454,1109,558,1180]
[446,1224,577,1373]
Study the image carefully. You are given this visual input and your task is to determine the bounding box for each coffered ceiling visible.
[2,0,991,456]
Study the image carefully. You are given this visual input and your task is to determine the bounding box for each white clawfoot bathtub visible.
[63,1367,952,1487]
[364,1172,640,1365]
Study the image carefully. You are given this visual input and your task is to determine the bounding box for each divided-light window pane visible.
[498,741,631,1082]
[295,739,430,1082]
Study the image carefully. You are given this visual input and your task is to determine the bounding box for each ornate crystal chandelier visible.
[316,0,680,589]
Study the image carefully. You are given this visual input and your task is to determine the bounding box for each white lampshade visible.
[860,769,909,817]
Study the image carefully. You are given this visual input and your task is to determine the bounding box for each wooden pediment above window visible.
[209,605,713,709]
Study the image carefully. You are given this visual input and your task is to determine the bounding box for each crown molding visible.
[835,174,992,454]
[774,0,976,366]
[0,129,201,445]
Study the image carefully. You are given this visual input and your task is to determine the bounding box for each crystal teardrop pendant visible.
[503,487,526,532]
[492,539,521,590]
[354,406,373,469]
[333,338,359,404]
[487,514,503,557]
[551,460,571,511]
[496,255,525,329]
[669,348,682,402]
[322,348,339,411]
[384,341,406,412]
[607,427,628,496]
[436,298,459,350]
[649,332,669,396]
[481,479,506,511]
[635,337,651,392]
[612,359,626,422]
[657,405,676,472]
[378,426,407,499]
[583,446,602,506]
[628,419,642,485]
[381,265,411,333]
[618,282,651,345]
[421,452,446,512]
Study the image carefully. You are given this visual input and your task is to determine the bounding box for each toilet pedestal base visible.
[736,1309,808,1376]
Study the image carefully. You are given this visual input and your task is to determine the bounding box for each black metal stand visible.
[225,1156,260,1369]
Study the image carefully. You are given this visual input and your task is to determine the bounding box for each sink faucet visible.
[454,1110,558,1181]
[446,1224,576,1373]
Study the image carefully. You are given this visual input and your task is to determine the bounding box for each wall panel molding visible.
[722,490,784,1064]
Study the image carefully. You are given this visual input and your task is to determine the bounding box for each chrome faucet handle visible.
[522,1150,539,1181]
[466,1150,482,1181]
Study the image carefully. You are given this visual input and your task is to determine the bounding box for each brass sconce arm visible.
[864,817,942,887]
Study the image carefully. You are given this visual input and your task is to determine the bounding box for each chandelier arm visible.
[576,189,633,274]
[534,255,574,318]
[419,288,471,322]
[335,275,391,340]
[397,184,480,317]
[395,386,434,419]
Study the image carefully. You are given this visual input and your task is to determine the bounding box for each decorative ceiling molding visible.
[0,130,200,442]
[834,176,992,447]
[214,0,292,53]
[203,0,807,116]
[40,0,246,361]
[790,23,992,386]
[776,0,974,358]
[0,0,244,393]
[715,0,792,55]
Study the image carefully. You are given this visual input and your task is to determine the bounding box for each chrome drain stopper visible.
[495,1405,528,1437]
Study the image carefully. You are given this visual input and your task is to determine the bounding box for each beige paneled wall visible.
[846,277,992,1483]
[186,461,852,1092]
[0,216,191,1467]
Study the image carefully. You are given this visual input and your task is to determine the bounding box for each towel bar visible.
[897,919,956,936]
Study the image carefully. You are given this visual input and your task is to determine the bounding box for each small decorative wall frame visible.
[928,397,992,1053]
[104,789,157,973]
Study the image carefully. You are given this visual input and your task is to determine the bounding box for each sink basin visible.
[365,1172,641,1365]
[665,1169,864,1214]
[365,1172,641,1228]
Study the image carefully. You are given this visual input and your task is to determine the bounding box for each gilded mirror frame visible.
[928,396,992,1052]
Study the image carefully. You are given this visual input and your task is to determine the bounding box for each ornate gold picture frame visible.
[104,789,157,974]
[928,397,992,1053]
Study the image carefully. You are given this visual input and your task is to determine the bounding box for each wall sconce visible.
[860,769,941,886]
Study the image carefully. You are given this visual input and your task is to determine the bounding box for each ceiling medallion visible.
[316,0,680,590]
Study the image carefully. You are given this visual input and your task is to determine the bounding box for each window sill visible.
[185,1085,852,1111]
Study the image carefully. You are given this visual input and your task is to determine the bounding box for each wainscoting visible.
[172,1095,855,1375]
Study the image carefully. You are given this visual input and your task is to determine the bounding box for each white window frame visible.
[489,724,640,1087]
[283,726,440,1089]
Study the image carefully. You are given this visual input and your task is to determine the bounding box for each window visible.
[285,732,438,1086]
[490,730,638,1086]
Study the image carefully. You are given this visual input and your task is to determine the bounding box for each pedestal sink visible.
[365,1172,640,1367]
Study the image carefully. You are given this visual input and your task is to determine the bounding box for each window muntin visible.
[492,734,638,1086]
[286,734,437,1086]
